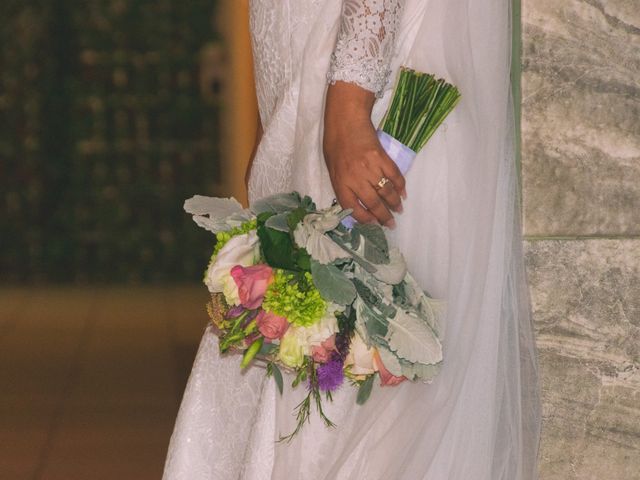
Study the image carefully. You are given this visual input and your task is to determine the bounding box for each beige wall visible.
[522,0,640,477]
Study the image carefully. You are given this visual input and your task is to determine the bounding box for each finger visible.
[358,182,395,227]
[365,163,402,212]
[376,179,403,213]
[377,150,407,199]
[338,188,376,224]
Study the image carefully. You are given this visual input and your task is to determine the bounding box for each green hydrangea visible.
[211,219,258,258]
[263,270,326,327]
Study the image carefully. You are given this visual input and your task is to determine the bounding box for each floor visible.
[0,286,209,480]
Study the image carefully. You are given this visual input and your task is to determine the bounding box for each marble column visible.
[521,0,640,478]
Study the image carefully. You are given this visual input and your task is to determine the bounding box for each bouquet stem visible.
[379,68,461,153]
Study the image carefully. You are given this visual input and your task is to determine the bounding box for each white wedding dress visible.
[163,1,541,479]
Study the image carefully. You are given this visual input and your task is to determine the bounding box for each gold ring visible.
[376,176,390,189]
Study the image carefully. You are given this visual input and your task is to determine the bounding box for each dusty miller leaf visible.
[265,212,290,232]
[310,260,356,305]
[184,195,244,217]
[385,308,442,365]
[184,195,253,233]
[369,247,407,285]
[353,223,389,264]
[251,192,302,215]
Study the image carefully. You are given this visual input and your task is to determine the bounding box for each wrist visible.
[325,81,375,123]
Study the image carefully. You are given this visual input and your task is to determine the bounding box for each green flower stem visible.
[380,68,461,153]
[219,310,250,353]
[241,337,264,369]
[243,319,258,336]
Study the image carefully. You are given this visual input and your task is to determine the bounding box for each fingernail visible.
[401,189,407,200]
[397,204,404,214]
[386,219,397,229]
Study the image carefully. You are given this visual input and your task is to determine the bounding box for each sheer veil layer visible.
[285,1,541,477]
[163,1,541,478]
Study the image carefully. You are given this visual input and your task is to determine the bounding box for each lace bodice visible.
[328,0,405,97]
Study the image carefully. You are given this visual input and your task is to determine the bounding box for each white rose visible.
[289,307,340,355]
[204,231,259,295]
[221,275,241,305]
[345,331,377,375]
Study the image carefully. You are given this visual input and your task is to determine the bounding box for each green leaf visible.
[271,362,284,395]
[356,375,375,405]
[257,224,298,270]
[259,342,279,356]
[296,248,311,271]
[257,211,311,272]
[287,206,309,231]
[300,195,317,212]
[353,223,389,264]
[310,259,356,305]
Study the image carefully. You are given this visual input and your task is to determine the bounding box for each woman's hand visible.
[323,81,406,228]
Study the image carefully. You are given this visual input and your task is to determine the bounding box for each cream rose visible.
[204,231,259,299]
[345,331,377,375]
[278,329,305,368]
[221,275,241,305]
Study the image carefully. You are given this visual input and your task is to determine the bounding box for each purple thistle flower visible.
[317,358,344,392]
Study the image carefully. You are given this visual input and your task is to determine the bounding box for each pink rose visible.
[321,334,336,352]
[255,310,289,340]
[311,334,337,364]
[312,345,331,363]
[230,264,274,309]
[373,350,407,387]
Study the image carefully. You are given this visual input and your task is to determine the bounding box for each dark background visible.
[1,0,225,283]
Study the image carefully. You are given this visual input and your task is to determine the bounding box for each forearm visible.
[324,81,375,148]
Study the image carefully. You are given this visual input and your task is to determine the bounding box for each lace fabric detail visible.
[328,0,405,97]
[247,0,324,203]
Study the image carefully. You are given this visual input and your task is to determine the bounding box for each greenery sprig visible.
[278,358,336,443]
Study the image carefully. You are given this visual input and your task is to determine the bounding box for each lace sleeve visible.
[328,0,405,97]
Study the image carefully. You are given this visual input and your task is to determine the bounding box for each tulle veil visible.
[163,0,541,478]
[278,0,541,478]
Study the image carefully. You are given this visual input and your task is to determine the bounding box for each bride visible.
[163,0,541,479]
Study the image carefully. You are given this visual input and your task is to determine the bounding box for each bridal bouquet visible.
[185,68,460,440]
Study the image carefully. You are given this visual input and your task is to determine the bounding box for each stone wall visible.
[521,1,640,478]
